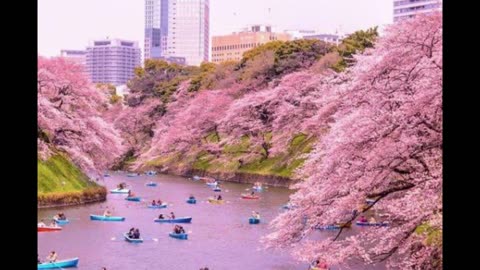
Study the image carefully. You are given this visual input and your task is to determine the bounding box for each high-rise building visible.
[85,38,141,86]
[393,0,442,23]
[144,0,209,66]
[211,25,291,63]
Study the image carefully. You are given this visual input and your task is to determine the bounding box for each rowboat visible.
[127,173,138,177]
[89,215,125,222]
[252,186,263,192]
[249,217,260,224]
[147,203,168,209]
[124,232,143,243]
[146,170,157,176]
[53,217,69,225]
[125,196,141,202]
[213,187,221,192]
[146,182,157,187]
[38,225,62,232]
[169,232,188,240]
[186,198,197,204]
[110,188,129,194]
[37,257,79,269]
[241,194,259,200]
[315,224,341,230]
[356,221,389,227]
[154,217,192,223]
[206,182,218,187]
[207,198,224,204]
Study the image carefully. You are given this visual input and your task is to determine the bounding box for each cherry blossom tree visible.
[38,57,124,175]
[264,13,442,269]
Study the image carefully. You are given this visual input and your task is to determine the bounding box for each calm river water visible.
[38,173,306,270]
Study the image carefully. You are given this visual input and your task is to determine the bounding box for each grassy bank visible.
[143,133,315,183]
[38,154,106,207]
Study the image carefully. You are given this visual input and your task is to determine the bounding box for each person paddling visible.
[104,207,112,217]
[46,251,57,263]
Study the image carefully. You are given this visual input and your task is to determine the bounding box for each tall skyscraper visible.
[144,0,209,66]
[85,38,141,86]
[212,25,291,63]
[393,0,442,23]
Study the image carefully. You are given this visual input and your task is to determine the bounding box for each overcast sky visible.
[38,0,393,57]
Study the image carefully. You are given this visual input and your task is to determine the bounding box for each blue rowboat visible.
[53,217,69,225]
[127,173,138,177]
[213,187,221,192]
[356,221,389,227]
[89,215,125,222]
[148,203,168,209]
[146,170,157,176]
[125,196,141,202]
[154,217,192,223]
[169,232,188,240]
[186,198,196,204]
[206,182,218,187]
[124,232,143,243]
[315,224,341,230]
[249,217,260,224]
[146,182,157,187]
[252,186,263,192]
[110,188,129,194]
[37,258,79,269]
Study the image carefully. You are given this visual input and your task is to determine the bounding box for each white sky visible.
[38,0,393,57]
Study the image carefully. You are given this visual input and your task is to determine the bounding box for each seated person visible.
[158,214,165,220]
[360,216,368,223]
[133,229,140,239]
[179,226,185,234]
[217,195,222,200]
[128,227,135,237]
[169,212,175,219]
[46,251,57,263]
[151,200,157,206]
[38,219,46,227]
[173,225,181,234]
[157,199,163,205]
[50,220,58,227]
[58,212,66,220]
[104,208,112,217]
[250,191,255,196]
[252,211,260,219]
[189,195,195,200]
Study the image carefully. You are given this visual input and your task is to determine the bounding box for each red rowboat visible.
[38,226,62,232]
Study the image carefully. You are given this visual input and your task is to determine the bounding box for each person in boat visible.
[151,200,157,206]
[169,212,176,219]
[133,228,140,239]
[104,208,112,217]
[46,251,57,263]
[158,214,165,220]
[252,211,260,219]
[369,216,377,223]
[58,212,66,220]
[179,226,185,234]
[50,220,58,227]
[250,191,255,196]
[360,216,368,223]
[217,195,222,200]
[189,195,195,200]
[38,219,46,227]
[173,225,181,234]
[157,199,163,205]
